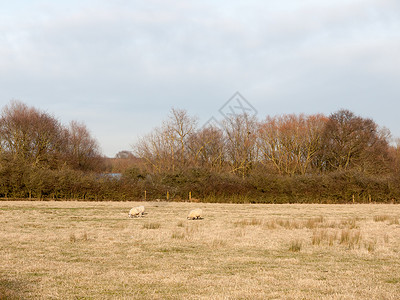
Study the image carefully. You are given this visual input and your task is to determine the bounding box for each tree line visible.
[132,108,400,203]
[0,101,106,199]
[1,101,400,203]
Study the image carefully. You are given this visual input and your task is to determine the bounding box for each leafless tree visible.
[134,109,197,173]
[223,114,257,177]
[0,100,67,168]
[257,114,327,175]
[66,121,103,171]
[187,126,226,172]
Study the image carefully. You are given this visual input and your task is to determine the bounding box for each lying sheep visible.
[187,208,203,220]
[128,206,145,218]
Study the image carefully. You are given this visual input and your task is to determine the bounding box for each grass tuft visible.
[289,239,302,252]
[384,233,390,244]
[373,215,399,225]
[312,229,328,246]
[143,222,161,229]
[264,219,277,229]
[234,218,263,227]
[69,233,77,243]
[374,215,391,222]
[69,232,89,242]
[364,239,377,252]
[171,231,185,239]
[340,218,359,229]
[210,238,226,248]
[305,216,325,229]
[339,229,362,249]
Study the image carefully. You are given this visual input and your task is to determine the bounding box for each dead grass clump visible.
[143,222,161,229]
[209,238,227,248]
[275,218,302,229]
[177,221,184,227]
[234,218,263,227]
[82,231,88,241]
[384,234,390,244]
[340,229,362,249]
[364,239,377,253]
[327,234,336,246]
[313,228,363,249]
[265,217,326,230]
[70,233,77,242]
[373,215,391,222]
[340,229,350,244]
[264,220,277,229]
[264,216,325,230]
[289,239,302,252]
[312,229,338,246]
[305,216,325,229]
[275,218,290,228]
[69,232,89,243]
[312,229,328,246]
[236,229,246,237]
[171,231,185,239]
[340,218,359,229]
[374,215,399,225]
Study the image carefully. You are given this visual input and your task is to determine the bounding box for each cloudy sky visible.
[1,0,399,157]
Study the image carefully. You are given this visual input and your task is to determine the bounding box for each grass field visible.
[1,201,400,299]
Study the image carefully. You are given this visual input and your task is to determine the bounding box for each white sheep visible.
[128,205,145,218]
[187,208,203,220]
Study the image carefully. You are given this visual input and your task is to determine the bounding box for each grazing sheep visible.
[187,208,203,220]
[129,206,145,218]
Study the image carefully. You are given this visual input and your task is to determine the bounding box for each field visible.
[1,201,400,299]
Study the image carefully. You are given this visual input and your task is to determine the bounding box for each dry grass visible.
[288,239,303,252]
[1,201,400,299]
[374,215,399,225]
[142,222,161,229]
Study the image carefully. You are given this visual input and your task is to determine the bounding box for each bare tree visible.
[135,127,169,173]
[257,114,326,175]
[66,121,103,171]
[223,114,257,177]
[134,109,197,173]
[187,126,226,172]
[0,100,67,168]
[166,108,197,169]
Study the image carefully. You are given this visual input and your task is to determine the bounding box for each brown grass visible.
[374,215,399,225]
[142,222,161,229]
[289,239,303,252]
[1,201,400,299]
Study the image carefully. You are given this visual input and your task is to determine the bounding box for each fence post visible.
[189,191,192,201]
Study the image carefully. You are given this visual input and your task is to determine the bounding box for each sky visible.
[1,0,399,157]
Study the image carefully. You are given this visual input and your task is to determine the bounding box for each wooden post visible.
[144,190,147,200]
[369,194,371,203]
[189,192,192,201]
[352,194,355,204]
[167,191,169,201]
